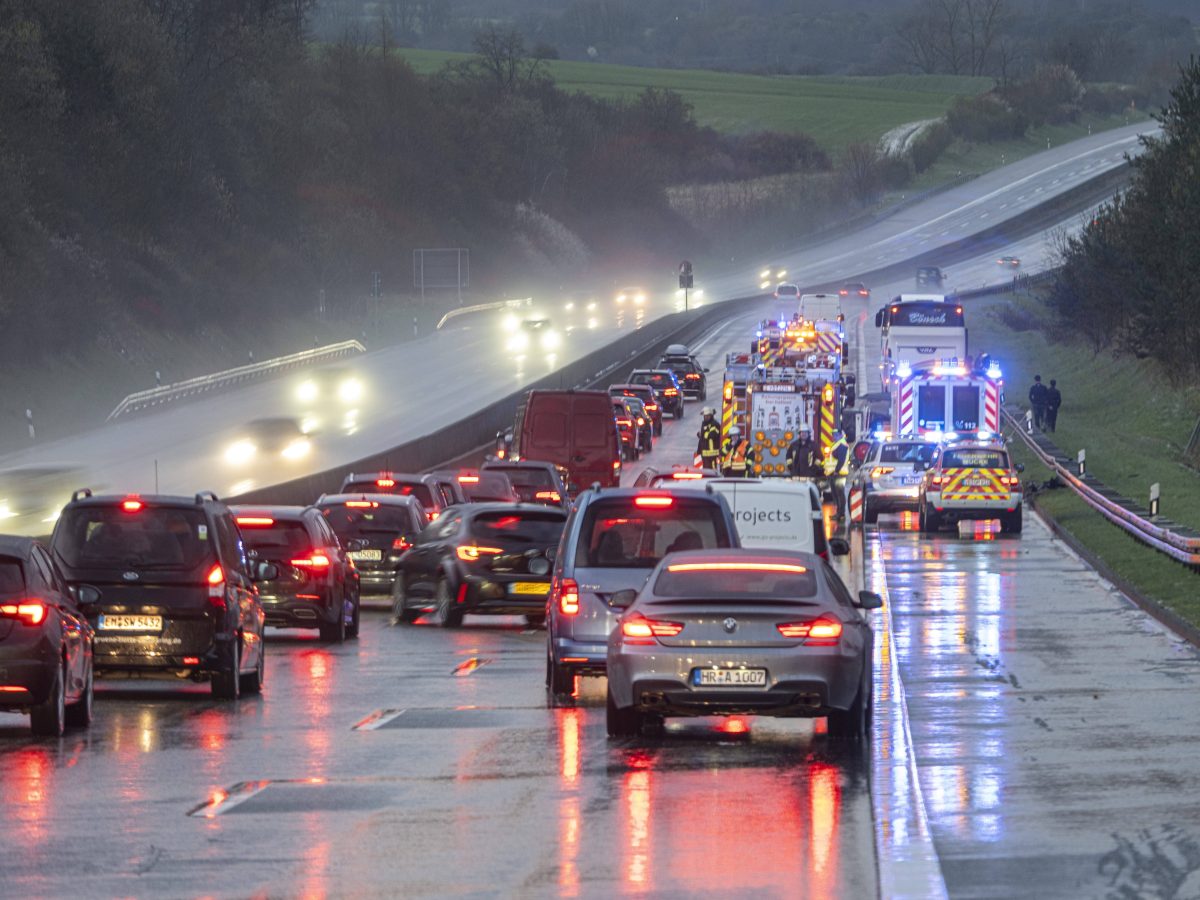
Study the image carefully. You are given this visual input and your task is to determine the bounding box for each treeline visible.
[0,3,831,361]
[1048,57,1200,387]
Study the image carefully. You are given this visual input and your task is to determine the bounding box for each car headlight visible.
[502,314,519,333]
[281,438,312,461]
[507,332,530,352]
[540,330,561,350]
[224,440,257,465]
[338,378,363,403]
[296,380,319,403]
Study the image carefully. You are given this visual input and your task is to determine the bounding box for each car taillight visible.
[236,516,275,527]
[122,497,143,513]
[376,478,396,488]
[291,553,331,570]
[839,290,848,296]
[392,537,412,551]
[646,403,658,411]
[931,475,949,486]
[776,616,842,645]
[456,545,502,562]
[672,472,703,480]
[621,614,684,644]
[664,388,678,396]
[458,475,480,484]
[0,600,47,626]
[612,460,621,471]
[554,578,580,615]
[870,467,895,478]
[634,495,673,508]
[685,373,700,379]
[206,564,226,609]
[859,289,869,296]
[1001,475,1021,487]
[535,490,561,502]
[345,500,378,508]
[616,417,632,427]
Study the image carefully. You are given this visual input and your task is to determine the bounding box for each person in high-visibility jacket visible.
[695,407,722,470]
[721,425,755,477]
[823,430,851,517]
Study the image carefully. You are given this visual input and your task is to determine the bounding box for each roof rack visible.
[71,488,93,502]
[194,491,219,504]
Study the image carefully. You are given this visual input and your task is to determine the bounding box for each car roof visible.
[230,505,313,520]
[460,502,567,517]
[609,383,652,391]
[343,471,426,482]
[655,547,822,570]
[316,493,424,507]
[580,486,726,504]
[482,460,559,471]
[0,535,36,559]
[64,492,224,509]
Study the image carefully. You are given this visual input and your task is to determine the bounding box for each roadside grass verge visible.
[395,48,989,151]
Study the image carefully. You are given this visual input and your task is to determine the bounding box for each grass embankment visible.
[970,292,1200,625]
[396,48,989,153]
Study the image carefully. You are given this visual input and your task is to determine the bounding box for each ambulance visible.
[888,358,1002,437]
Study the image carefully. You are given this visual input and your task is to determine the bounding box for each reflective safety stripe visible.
[940,468,1009,500]
[849,487,864,523]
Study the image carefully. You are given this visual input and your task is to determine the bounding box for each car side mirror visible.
[856,590,883,610]
[610,589,638,609]
[254,562,279,582]
[1015,463,1025,473]
[703,367,710,373]
[829,537,850,556]
[75,584,102,606]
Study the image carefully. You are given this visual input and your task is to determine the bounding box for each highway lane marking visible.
[353,708,409,730]
[188,780,271,817]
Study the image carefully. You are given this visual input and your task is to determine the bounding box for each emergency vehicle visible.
[720,352,756,441]
[876,295,966,382]
[888,358,1003,437]
[742,362,840,476]
[918,437,1024,533]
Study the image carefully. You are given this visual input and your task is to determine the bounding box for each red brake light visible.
[838,289,848,295]
[236,516,275,527]
[534,490,561,502]
[870,467,895,478]
[621,614,683,644]
[345,500,378,508]
[458,475,480,484]
[664,388,678,396]
[206,564,226,608]
[456,545,502,561]
[616,417,632,427]
[931,475,949,486]
[672,472,703,480]
[667,562,807,573]
[646,403,658,411]
[376,478,396,488]
[777,616,842,644]
[122,498,143,513]
[0,601,47,626]
[291,553,331,569]
[634,496,674,508]
[207,564,225,586]
[392,537,412,551]
[554,577,580,615]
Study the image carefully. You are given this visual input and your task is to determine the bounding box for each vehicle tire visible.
[346,593,361,639]
[211,640,241,700]
[1004,508,1023,534]
[863,501,879,525]
[65,660,93,729]
[436,577,463,628]
[546,653,574,707]
[827,663,871,740]
[920,504,940,534]
[31,664,66,737]
[240,642,265,695]
[391,578,419,624]
[319,593,346,643]
[606,686,641,737]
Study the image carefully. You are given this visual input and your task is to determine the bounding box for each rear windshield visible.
[879,443,936,463]
[462,474,515,501]
[941,449,1008,469]
[238,521,313,557]
[575,498,732,568]
[653,564,817,599]
[630,373,673,390]
[777,285,798,296]
[484,468,554,502]
[0,558,24,595]
[54,507,212,570]
[344,480,434,508]
[321,505,415,539]
[470,511,565,545]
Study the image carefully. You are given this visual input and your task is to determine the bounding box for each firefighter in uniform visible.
[722,425,755,477]
[786,428,816,478]
[823,429,851,517]
[695,407,721,471]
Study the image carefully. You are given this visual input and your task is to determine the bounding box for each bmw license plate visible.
[348,549,382,562]
[98,614,163,632]
[693,668,767,687]
[510,582,550,596]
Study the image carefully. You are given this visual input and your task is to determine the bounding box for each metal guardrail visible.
[106,340,366,421]
[1005,407,1200,567]
[436,298,531,331]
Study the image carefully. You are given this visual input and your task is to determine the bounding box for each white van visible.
[666,479,848,559]
[800,293,843,323]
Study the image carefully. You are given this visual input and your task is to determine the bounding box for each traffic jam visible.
[0,272,1184,895]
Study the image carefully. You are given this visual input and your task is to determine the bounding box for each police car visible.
[917,435,1024,534]
[848,434,936,524]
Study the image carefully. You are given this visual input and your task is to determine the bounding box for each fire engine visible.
[742,360,841,476]
[720,352,756,441]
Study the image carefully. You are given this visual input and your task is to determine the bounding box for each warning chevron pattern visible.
[848,487,864,524]
[816,332,841,355]
[940,468,1010,500]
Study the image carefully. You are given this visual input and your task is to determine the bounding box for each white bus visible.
[875,294,966,381]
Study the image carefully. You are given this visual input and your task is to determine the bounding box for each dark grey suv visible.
[545,487,739,703]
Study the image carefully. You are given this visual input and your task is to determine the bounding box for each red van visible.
[516,391,622,493]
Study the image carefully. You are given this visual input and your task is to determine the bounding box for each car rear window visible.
[321,504,415,539]
[653,564,817,599]
[54,507,213,570]
[0,558,24,595]
[941,449,1008,469]
[485,468,554,502]
[238,520,313,557]
[344,480,434,508]
[879,443,936,463]
[632,373,671,390]
[470,511,565,545]
[777,286,798,296]
[575,498,732,568]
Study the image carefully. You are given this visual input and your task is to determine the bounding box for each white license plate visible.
[98,614,163,632]
[693,668,767,687]
[901,474,923,484]
[348,549,382,562]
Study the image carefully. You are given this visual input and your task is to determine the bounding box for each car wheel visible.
[346,593,361,638]
[240,641,265,695]
[1004,508,1023,534]
[31,663,66,737]
[827,663,871,740]
[391,577,419,624]
[546,654,575,707]
[211,639,241,700]
[65,659,93,728]
[436,577,463,628]
[863,501,879,525]
[319,594,346,643]
[606,686,641,737]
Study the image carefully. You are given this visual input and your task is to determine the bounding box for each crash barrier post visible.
[106,340,367,421]
[1004,407,1200,568]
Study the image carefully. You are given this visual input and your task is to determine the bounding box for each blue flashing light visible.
[896,362,913,379]
[986,363,1003,379]
[778,320,787,328]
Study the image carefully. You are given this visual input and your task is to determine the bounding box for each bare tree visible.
[894,0,1008,77]
[468,25,546,93]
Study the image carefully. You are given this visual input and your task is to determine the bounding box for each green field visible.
[972,292,1200,625]
[395,48,990,152]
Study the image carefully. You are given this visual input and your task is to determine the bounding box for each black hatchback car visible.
[658,353,708,401]
[315,494,427,597]
[392,504,568,628]
[50,491,270,700]
[480,460,570,508]
[628,369,685,418]
[232,506,361,643]
[0,537,94,736]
